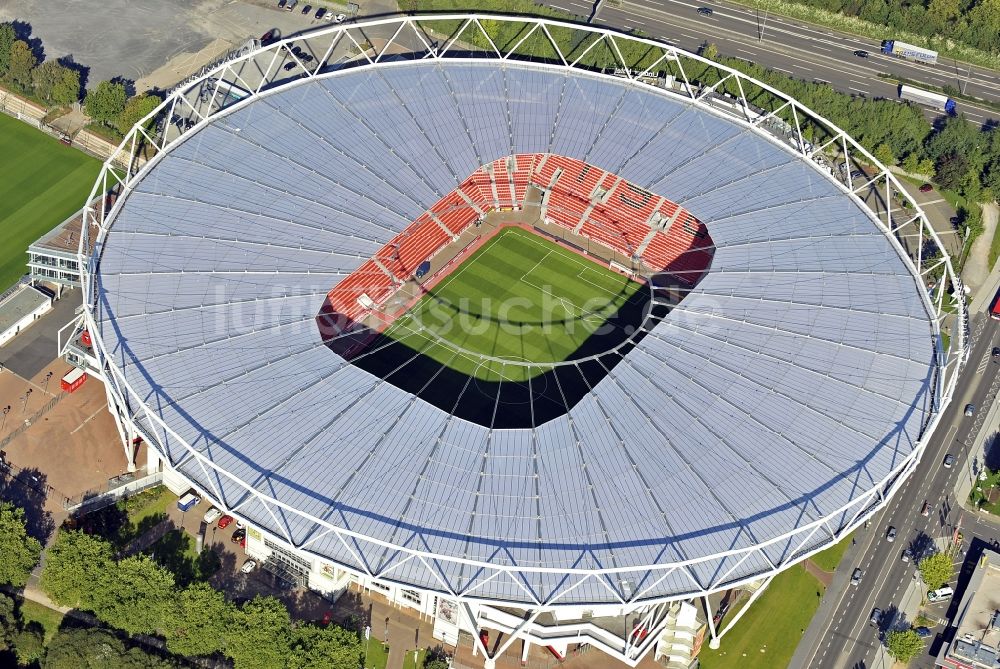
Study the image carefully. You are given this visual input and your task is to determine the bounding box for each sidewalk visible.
[967,202,1000,313]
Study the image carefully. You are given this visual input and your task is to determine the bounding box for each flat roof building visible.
[937,547,1000,669]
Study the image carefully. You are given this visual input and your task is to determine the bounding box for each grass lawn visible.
[0,112,101,291]
[989,219,1000,271]
[698,565,825,669]
[810,531,855,572]
[121,485,176,531]
[143,528,221,586]
[19,598,65,644]
[401,648,427,669]
[363,638,389,669]
[384,227,645,382]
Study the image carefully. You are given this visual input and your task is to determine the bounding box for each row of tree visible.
[760,0,1000,58]
[1,593,181,668]
[0,22,160,138]
[40,529,363,669]
[0,24,80,107]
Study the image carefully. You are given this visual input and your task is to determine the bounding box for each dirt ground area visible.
[0,357,128,513]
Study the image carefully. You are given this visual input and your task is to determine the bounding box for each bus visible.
[898,85,956,115]
[991,291,1000,321]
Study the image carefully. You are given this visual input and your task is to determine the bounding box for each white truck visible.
[898,84,956,115]
[881,40,938,65]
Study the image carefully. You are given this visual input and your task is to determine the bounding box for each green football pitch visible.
[383,227,646,382]
[0,113,102,292]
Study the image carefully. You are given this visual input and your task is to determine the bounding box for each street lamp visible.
[20,388,32,415]
[43,371,53,394]
[1,405,9,432]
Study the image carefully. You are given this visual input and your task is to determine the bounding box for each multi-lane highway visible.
[795,314,1000,669]
[542,0,1000,125]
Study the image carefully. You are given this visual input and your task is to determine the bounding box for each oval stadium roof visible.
[91,54,939,606]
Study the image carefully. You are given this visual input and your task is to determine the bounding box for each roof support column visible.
[716,574,775,640]
[701,595,721,649]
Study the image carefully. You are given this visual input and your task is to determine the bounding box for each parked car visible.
[232,528,247,545]
[850,169,866,179]
[919,183,933,193]
[697,6,714,15]
[921,500,931,516]
[870,607,882,626]
[851,568,863,585]
[901,548,913,563]
[277,0,286,7]
[993,346,1000,357]
[333,12,346,22]
[885,526,897,542]
[301,4,312,13]
[286,0,297,10]
[218,515,234,529]
[965,403,975,416]
[854,50,868,58]
[290,45,302,56]
[315,7,326,19]
[943,453,955,468]
[301,53,313,63]
[203,507,222,523]
[283,62,297,71]
[914,626,932,638]
[260,29,277,44]
[240,559,257,574]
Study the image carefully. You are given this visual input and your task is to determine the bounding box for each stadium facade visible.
[67,15,968,667]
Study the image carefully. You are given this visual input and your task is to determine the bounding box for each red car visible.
[218,515,234,529]
[919,183,933,193]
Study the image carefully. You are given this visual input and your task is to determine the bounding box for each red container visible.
[81,330,92,347]
[60,368,87,393]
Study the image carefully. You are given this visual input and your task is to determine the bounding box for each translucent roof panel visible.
[93,60,937,606]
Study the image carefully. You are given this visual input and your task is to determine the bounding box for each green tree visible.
[163,582,234,657]
[0,23,15,75]
[885,628,924,662]
[31,60,80,106]
[935,153,971,191]
[701,42,719,61]
[4,40,37,91]
[423,646,451,669]
[919,552,953,590]
[43,626,178,669]
[12,624,45,666]
[288,624,362,669]
[41,530,115,609]
[0,593,16,651]
[227,596,292,669]
[85,80,127,127]
[114,94,161,135]
[874,143,895,167]
[96,554,174,636]
[0,502,42,587]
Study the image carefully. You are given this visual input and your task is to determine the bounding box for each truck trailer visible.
[898,85,956,115]
[881,40,938,65]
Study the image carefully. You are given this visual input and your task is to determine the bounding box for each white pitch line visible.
[850,87,867,94]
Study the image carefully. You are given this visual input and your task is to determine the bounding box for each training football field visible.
[383,227,645,382]
[0,113,102,291]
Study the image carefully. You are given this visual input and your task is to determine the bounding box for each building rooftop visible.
[91,57,939,607]
[0,285,51,335]
[944,549,1000,668]
[30,198,105,255]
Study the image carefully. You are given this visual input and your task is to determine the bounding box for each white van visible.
[927,586,954,602]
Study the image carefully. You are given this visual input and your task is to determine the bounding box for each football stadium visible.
[73,15,967,667]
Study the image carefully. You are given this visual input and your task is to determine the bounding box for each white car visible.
[203,507,223,524]
[240,559,257,574]
[333,12,346,22]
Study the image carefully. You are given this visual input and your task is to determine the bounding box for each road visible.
[541,0,1000,126]
[794,314,1000,669]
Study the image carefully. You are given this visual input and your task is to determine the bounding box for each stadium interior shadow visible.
[318,276,687,429]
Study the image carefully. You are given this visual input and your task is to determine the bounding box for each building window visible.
[401,589,421,606]
[371,581,391,593]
